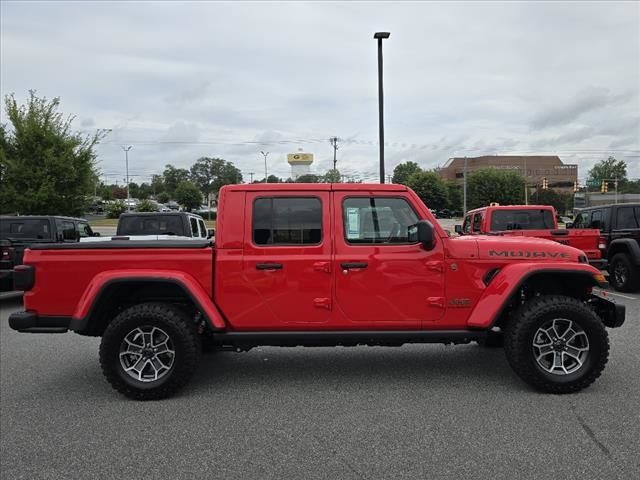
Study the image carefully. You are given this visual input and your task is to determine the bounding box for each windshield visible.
[0,218,52,240]
[490,209,554,231]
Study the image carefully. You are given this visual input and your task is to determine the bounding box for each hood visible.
[474,235,584,263]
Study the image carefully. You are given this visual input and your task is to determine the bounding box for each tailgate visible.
[499,229,601,258]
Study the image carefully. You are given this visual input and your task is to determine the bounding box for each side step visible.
[211,330,485,350]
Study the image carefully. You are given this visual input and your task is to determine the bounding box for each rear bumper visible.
[8,311,70,333]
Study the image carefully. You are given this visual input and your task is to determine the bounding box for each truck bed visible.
[498,229,602,262]
[22,240,214,316]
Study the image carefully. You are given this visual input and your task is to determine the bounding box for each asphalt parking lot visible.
[1,291,638,480]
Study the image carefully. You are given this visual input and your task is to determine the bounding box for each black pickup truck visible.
[0,216,97,290]
[572,203,640,292]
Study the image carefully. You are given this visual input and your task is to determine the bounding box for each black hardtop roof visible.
[119,212,203,218]
[576,203,640,212]
[0,215,88,222]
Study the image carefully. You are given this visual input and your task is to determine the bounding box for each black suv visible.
[0,216,98,290]
[573,203,640,292]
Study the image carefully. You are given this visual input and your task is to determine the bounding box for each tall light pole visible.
[463,156,468,214]
[524,157,528,205]
[122,146,132,210]
[374,31,390,184]
[261,151,269,183]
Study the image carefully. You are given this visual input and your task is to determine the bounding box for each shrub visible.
[106,201,127,219]
[136,199,157,212]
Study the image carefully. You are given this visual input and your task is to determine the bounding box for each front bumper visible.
[588,295,625,328]
[8,311,70,333]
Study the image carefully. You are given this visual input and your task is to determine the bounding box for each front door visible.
[332,193,446,328]
[240,192,332,328]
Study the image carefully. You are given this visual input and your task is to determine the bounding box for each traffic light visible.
[573,181,579,192]
[542,177,548,190]
[601,180,608,193]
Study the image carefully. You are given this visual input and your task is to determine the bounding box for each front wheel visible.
[504,295,609,394]
[609,253,640,292]
[100,303,201,400]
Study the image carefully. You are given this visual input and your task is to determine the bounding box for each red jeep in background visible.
[455,205,603,267]
[9,184,624,400]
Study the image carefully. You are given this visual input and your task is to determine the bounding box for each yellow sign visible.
[287,153,314,165]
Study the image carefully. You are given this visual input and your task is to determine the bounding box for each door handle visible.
[256,263,283,270]
[340,262,368,269]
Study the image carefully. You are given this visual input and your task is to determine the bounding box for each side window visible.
[472,213,483,233]
[343,197,418,244]
[55,220,76,241]
[462,215,472,234]
[78,222,93,238]
[590,210,603,230]
[189,217,199,237]
[616,207,639,229]
[573,213,586,229]
[253,197,322,245]
[198,219,207,238]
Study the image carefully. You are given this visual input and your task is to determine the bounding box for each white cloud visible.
[1,1,638,182]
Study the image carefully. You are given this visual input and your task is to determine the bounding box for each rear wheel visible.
[609,253,640,292]
[504,295,609,394]
[100,303,201,400]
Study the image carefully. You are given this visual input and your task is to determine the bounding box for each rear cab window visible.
[342,197,418,244]
[489,209,554,231]
[252,197,322,245]
[118,215,184,236]
[472,213,483,233]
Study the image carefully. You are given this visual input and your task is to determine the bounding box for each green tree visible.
[587,157,627,184]
[406,171,449,211]
[174,180,202,211]
[296,174,321,183]
[266,174,281,183]
[532,189,573,214]
[446,182,463,213]
[467,168,525,210]
[106,200,127,219]
[136,199,157,212]
[189,157,242,200]
[392,161,422,185]
[0,91,104,215]
[162,164,191,197]
[150,174,165,197]
[324,169,341,183]
[157,192,170,204]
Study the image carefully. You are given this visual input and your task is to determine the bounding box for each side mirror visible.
[207,228,215,239]
[93,232,101,237]
[408,220,435,250]
[454,225,463,235]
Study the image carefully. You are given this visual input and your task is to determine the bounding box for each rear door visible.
[332,192,445,328]
[239,192,332,328]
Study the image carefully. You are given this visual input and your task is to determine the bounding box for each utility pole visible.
[249,172,254,183]
[330,137,339,171]
[463,156,468,214]
[260,151,269,183]
[374,32,390,184]
[122,146,132,210]
[524,157,528,205]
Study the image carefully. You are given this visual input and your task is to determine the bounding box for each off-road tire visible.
[609,253,640,293]
[504,295,609,394]
[100,303,201,400]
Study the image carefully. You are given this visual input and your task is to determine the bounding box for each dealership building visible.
[438,155,578,192]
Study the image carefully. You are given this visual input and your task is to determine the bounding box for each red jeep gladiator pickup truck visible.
[455,205,603,266]
[9,184,625,400]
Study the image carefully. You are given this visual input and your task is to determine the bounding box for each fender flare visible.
[466,263,602,329]
[608,238,640,265]
[70,270,226,332]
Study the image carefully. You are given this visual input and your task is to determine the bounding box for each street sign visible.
[586,180,600,188]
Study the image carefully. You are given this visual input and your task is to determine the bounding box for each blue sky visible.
[2,1,639,183]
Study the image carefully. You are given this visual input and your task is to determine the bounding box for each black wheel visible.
[504,295,609,394]
[609,253,640,292]
[99,303,201,400]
